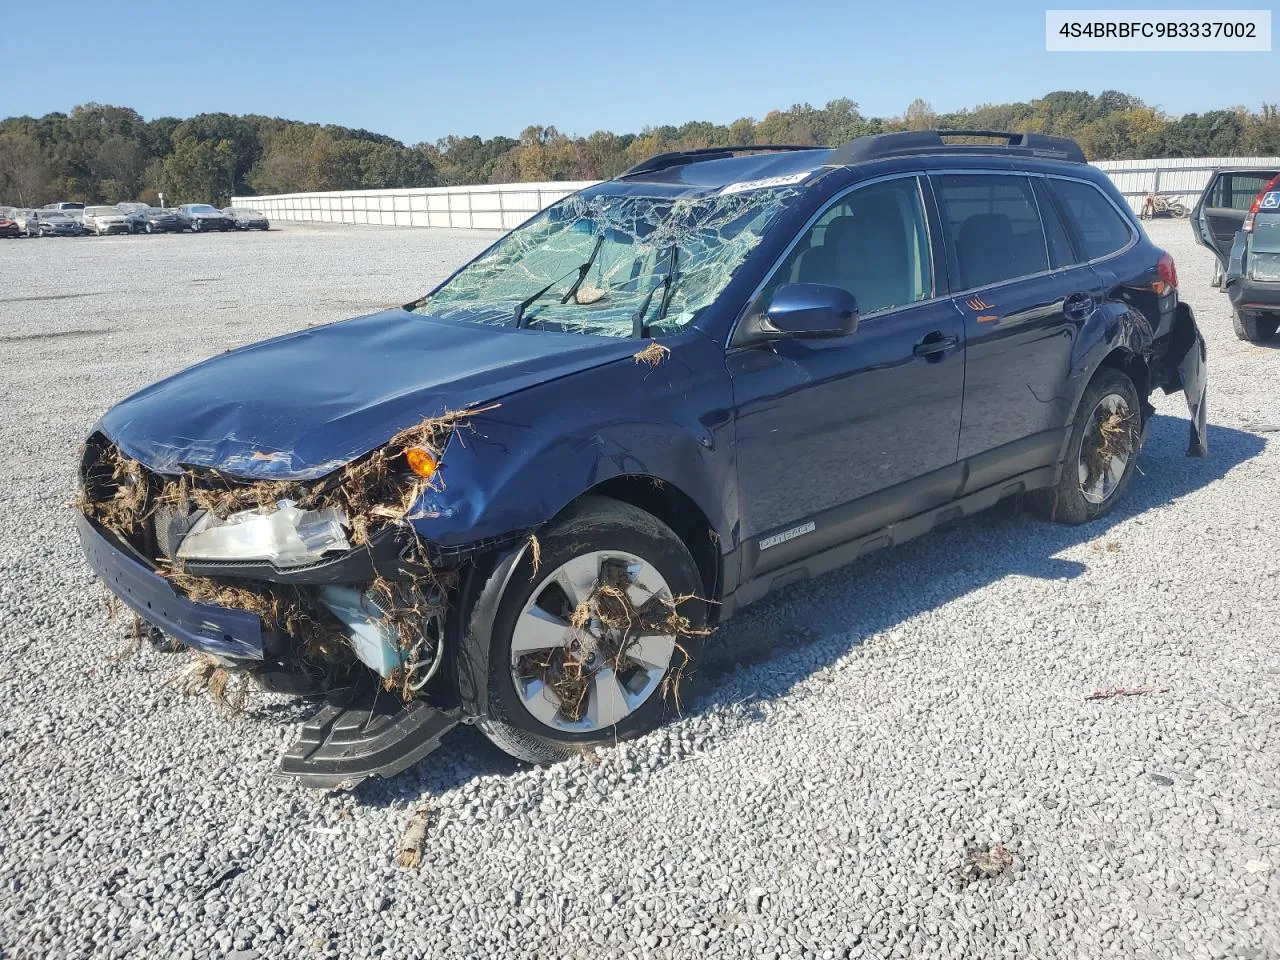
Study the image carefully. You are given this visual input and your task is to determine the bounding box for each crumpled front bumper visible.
[76,513,266,660]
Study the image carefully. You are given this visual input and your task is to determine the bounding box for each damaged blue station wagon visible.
[76,131,1208,787]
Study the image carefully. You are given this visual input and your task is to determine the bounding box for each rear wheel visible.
[1233,310,1280,343]
[459,496,707,764]
[1031,368,1141,525]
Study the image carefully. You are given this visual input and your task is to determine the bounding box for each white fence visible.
[1094,156,1280,212]
[230,181,597,231]
[233,156,1280,229]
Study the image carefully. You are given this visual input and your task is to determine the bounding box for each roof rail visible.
[826,130,1087,166]
[618,144,825,179]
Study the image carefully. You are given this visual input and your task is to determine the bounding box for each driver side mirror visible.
[737,283,860,345]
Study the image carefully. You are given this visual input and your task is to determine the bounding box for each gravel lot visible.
[1,219,1277,960]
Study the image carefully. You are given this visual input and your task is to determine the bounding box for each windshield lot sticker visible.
[759,521,816,551]
[720,172,811,196]
[1261,191,1280,209]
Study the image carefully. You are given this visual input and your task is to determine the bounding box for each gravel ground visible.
[1,219,1277,960]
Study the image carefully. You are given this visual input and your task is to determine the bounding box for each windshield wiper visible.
[631,244,679,338]
[512,277,563,329]
[560,234,605,304]
[513,235,606,328]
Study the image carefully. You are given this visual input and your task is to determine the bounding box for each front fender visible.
[409,332,737,549]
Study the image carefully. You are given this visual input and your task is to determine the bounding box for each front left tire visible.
[457,496,707,764]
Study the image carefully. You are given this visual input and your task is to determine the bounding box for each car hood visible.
[100,308,641,480]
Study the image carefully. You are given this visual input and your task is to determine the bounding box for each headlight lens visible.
[176,500,351,567]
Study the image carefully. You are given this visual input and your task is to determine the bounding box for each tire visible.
[458,495,708,764]
[1233,310,1280,343]
[1031,368,1142,525]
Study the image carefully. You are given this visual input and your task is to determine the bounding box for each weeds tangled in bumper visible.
[75,409,491,698]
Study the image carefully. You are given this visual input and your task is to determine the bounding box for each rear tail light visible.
[1155,251,1178,294]
[1243,174,1280,233]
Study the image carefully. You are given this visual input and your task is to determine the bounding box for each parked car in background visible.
[221,206,270,230]
[41,201,85,226]
[73,131,1210,787]
[1223,176,1280,342]
[1191,166,1280,287]
[36,212,84,237]
[83,206,132,236]
[133,207,187,234]
[116,202,151,233]
[176,203,235,232]
[0,210,19,238]
[11,209,40,237]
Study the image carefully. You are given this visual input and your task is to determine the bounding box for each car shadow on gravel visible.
[349,414,1265,804]
[694,414,1264,700]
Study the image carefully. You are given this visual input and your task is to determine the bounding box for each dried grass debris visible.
[1083,406,1139,491]
[1085,685,1168,701]
[167,652,251,714]
[633,341,670,367]
[518,562,709,724]
[397,807,432,868]
[957,842,1014,887]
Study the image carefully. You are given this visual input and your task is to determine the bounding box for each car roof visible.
[594,131,1088,200]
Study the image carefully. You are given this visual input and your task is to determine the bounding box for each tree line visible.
[2,92,1278,208]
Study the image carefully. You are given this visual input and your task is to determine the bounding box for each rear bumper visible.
[76,513,266,660]
[1227,277,1280,312]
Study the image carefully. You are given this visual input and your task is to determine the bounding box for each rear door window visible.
[1208,172,1278,210]
[1049,179,1134,261]
[932,174,1048,289]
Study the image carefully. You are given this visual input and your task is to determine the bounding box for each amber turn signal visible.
[404,446,438,479]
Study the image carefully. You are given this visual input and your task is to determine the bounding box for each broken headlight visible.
[176,500,351,568]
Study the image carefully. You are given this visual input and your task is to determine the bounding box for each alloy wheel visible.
[509,550,678,732]
[1077,392,1138,504]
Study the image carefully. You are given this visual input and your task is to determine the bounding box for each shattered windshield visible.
[412,187,801,337]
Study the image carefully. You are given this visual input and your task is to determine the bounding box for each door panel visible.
[728,298,965,573]
[1193,169,1279,264]
[952,272,1083,462]
[930,173,1082,465]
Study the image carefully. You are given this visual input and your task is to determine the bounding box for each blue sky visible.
[1,0,1275,143]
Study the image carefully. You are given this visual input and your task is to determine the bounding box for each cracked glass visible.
[412,187,802,337]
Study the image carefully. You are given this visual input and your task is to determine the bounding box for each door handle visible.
[1063,292,1095,321]
[913,332,959,359]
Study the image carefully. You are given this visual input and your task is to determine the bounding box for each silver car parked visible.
[10,209,41,237]
[83,206,132,236]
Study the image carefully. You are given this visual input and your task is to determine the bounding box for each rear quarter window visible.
[1049,179,1134,261]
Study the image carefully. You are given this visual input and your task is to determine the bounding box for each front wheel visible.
[1233,310,1280,343]
[1031,368,1141,525]
[459,496,708,764]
